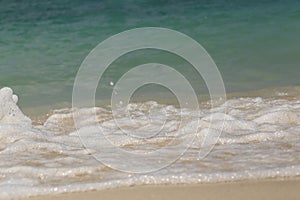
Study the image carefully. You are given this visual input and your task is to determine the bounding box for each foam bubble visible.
[0,87,31,125]
[1,87,300,199]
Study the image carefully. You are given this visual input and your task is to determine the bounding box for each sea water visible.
[1,0,300,110]
[1,87,300,198]
[1,0,300,199]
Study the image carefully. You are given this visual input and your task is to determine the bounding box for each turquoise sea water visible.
[1,2,300,198]
[1,0,300,110]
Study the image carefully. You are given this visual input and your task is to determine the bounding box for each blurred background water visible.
[0,0,300,111]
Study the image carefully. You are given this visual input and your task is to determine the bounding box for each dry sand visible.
[24,178,300,200]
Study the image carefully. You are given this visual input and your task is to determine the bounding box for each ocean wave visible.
[1,87,300,199]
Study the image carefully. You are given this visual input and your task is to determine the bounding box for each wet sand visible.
[24,178,300,200]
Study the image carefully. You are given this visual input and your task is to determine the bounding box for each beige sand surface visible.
[24,178,300,200]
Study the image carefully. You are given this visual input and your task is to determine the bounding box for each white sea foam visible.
[0,87,300,199]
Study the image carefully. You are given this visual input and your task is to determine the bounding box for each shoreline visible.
[24,177,300,200]
[23,85,300,120]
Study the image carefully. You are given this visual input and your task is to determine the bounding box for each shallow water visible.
[1,1,300,199]
[1,0,300,109]
[1,87,300,199]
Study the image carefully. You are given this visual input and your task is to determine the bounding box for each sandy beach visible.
[24,178,300,200]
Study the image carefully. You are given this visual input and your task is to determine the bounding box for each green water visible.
[1,0,300,110]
